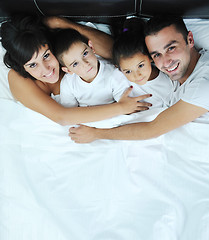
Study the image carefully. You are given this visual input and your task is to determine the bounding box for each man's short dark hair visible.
[144,15,189,43]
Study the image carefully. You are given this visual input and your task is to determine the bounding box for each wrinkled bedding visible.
[1,99,209,240]
[1,18,209,240]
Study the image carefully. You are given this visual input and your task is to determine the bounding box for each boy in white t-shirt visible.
[52,28,152,109]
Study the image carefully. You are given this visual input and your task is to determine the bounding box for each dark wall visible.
[0,0,209,22]
[0,0,136,22]
[140,0,209,18]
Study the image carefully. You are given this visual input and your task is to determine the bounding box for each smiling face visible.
[61,41,98,83]
[119,52,153,85]
[24,44,60,84]
[145,24,195,84]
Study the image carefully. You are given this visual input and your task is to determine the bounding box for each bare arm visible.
[44,16,113,59]
[8,70,151,125]
[69,100,208,142]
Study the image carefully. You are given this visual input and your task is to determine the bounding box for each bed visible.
[1,1,209,239]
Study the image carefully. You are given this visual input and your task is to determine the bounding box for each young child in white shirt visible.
[112,18,173,108]
[52,28,152,110]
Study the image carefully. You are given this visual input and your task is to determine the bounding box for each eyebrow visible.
[122,60,145,71]
[149,40,177,56]
[69,46,88,67]
[24,48,50,67]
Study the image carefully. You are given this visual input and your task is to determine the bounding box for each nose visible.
[133,70,141,81]
[41,62,51,75]
[82,59,90,67]
[81,60,91,72]
[161,53,173,68]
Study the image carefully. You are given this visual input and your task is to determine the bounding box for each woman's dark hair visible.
[0,14,51,79]
[112,18,150,68]
[51,28,89,67]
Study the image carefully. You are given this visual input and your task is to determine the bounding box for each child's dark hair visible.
[0,14,51,80]
[144,15,189,43]
[52,28,89,66]
[112,18,150,68]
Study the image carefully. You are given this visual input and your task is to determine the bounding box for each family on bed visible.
[1,14,209,143]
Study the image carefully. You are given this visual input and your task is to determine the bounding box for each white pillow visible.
[0,43,14,100]
[184,18,209,50]
[78,21,112,35]
[0,18,209,101]
[0,21,111,101]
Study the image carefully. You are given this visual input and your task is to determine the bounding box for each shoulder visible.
[196,50,209,68]
[35,80,51,95]
[62,72,75,81]
[8,69,32,90]
[112,67,126,79]
[60,73,73,87]
[8,69,22,80]
[189,51,209,82]
[156,71,171,81]
[159,71,173,85]
[99,58,115,71]
[60,73,78,94]
[96,59,115,80]
[8,69,47,102]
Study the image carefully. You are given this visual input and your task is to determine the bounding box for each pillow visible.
[0,20,111,101]
[0,43,14,100]
[0,18,209,101]
[184,18,209,50]
[78,21,112,35]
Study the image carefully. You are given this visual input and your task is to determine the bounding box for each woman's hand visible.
[118,86,152,115]
[44,15,113,59]
[69,125,98,143]
[44,16,73,29]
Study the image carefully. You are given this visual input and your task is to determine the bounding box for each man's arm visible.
[69,100,208,143]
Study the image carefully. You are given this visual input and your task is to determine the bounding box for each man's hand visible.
[69,125,98,143]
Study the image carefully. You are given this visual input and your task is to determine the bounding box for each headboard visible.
[0,0,209,23]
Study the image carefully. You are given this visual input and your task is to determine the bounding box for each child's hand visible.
[118,86,152,114]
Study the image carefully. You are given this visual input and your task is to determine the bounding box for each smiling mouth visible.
[87,67,93,73]
[166,63,179,73]
[45,69,54,78]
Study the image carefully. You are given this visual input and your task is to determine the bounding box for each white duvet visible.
[1,99,209,240]
[1,18,209,240]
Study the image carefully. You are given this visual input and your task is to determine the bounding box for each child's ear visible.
[61,66,73,75]
[88,40,96,53]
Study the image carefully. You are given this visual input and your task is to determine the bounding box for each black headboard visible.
[0,0,209,22]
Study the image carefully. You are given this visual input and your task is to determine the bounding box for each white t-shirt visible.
[54,62,173,109]
[130,71,173,108]
[59,59,131,107]
[169,49,209,123]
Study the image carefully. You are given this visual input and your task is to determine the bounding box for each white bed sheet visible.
[1,99,209,240]
[1,18,209,240]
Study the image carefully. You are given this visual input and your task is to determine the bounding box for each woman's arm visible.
[8,69,151,125]
[69,100,208,142]
[44,16,113,59]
